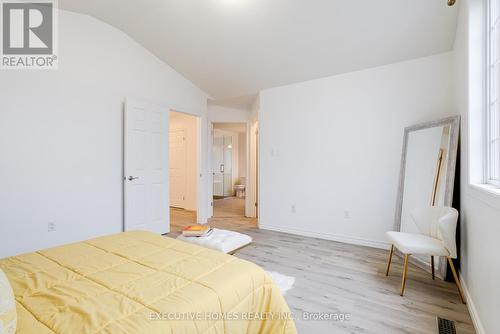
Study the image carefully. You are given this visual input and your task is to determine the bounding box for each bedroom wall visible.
[452,1,500,333]
[259,52,456,248]
[0,10,209,258]
[208,104,252,123]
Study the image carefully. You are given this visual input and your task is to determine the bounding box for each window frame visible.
[485,0,500,187]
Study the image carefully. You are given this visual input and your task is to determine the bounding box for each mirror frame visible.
[394,115,460,278]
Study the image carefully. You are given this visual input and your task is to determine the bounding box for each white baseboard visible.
[460,273,485,334]
[259,223,390,250]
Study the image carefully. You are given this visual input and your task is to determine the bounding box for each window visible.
[487,0,500,186]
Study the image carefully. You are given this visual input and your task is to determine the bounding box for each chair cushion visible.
[177,228,252,253]
[386,231,449,256]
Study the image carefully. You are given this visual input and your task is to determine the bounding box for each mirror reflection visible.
[400,125,451,268]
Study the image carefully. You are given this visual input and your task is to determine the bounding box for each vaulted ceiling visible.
[59,0,459,100]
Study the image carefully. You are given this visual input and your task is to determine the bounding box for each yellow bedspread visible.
[0,231,297,334]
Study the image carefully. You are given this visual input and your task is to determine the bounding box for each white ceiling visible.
[59,0,459,101]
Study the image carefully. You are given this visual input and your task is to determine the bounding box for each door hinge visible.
[182,196,185,201]
[211,202,213,207]
[255,202,258,207]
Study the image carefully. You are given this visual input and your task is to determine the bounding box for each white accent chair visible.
[385,206,465,303]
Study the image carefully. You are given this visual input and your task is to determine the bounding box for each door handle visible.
[220,164,224,173]
[128,176,139,181]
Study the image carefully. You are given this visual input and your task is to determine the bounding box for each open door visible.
[124,98,169,234]
[208,122,214,218]
[169,129,187,208]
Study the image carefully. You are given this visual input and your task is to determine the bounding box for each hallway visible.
[169,196,246,230]
[170,197,252,238]
[213,197,245,217]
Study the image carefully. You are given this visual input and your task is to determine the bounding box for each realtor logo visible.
[1,0,58,69]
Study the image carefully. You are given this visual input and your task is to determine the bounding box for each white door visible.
[208,123,214,218]
[124,98,169,234]
[169,129,186,208]
[212,131,233,197]
[212,135,224,197]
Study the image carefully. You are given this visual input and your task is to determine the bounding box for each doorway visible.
[212,123,247,218]
[169,110,200,228]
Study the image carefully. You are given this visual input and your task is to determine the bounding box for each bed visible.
[0,231,297,334]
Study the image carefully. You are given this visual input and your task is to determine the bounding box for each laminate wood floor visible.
[169,209,475,334]
[213,196,246,217]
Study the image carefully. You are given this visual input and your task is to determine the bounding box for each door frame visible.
[208,121,252,218]
[249,120,259,220]
[169,109,203,224]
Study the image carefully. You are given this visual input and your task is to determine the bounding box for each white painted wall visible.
[259,53,456,248]
[170,112,199,211]
[208,105,252,124]
[453,1,500,333]
[0,10,209,258]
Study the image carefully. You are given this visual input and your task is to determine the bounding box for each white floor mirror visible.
[394,116,460,279]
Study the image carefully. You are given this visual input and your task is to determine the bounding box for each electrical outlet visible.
[47,221,56,232]
[291,204,296,213]
[344,210,350,219]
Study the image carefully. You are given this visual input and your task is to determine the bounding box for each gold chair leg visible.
[386,245,394,276]
[447,257,466,304]
[431,256,435,280]
[400,254,410,296]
